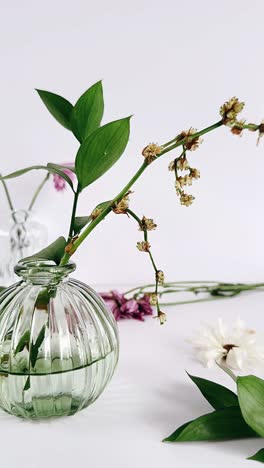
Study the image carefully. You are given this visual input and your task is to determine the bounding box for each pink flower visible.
[53,162,75,191]
[100,290,153,321]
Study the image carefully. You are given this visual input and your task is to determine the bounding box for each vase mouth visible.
[14,259,76,285]
[0,208,33,222]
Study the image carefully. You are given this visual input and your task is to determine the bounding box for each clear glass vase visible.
[0,260,119,419]
[0,209,47,287]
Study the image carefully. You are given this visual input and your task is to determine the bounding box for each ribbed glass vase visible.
[0,260,119,419]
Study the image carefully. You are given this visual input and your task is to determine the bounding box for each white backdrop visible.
[0,0,264,286]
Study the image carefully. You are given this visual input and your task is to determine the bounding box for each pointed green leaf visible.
[73,216,91,235]
[163,406,258,442]
[248,449,264,463]
[23,377,31,391]
[1,165,75,191]
[237,375,264,437]
[76,117,131,190]
[36,89,73,130]
[22,237,67,265]
[0,287,5,293]
[71,81,104,142]
[188,373,238,410]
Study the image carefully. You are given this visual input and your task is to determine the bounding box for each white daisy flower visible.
[189,318,264,372]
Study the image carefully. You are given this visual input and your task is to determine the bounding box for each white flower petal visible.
[188,317,264,372]
[197,349,225,368]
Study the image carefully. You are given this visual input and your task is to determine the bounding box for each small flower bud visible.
[64,235,78,255]
[180,192,195,207]
[177,158,189,171]
[220,97,245,126]
[154,311,167,325]
[175,179,182,193]
[136,241,151,252]
[189,168,200,180]
[231,119,245,136]
[176,176,186,188]
[184,175,192,186]
[113,191,131,214]
[149,293,158,306]
[91,207,103,220]
[177,128,202,151]
[142,143,162,164]
[139,216,157,231]
[168,160,176,171]
[156,270,165,285]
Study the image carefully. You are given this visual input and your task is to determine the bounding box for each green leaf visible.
[1,165,75,191]
[163,406,258,442]
[23,376,31,391]
[14,330,30,355]
[76,117,131,190]
[73,216,91,235]
[36,89,73,130]
[22,236,66,265]
[188,373,238,410]
[237,375,264,437]
[0,286,5,293]
[71,81,104,142]
[248,449,264,463]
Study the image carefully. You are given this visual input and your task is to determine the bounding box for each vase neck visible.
[14,260,76,286]
[11,209,31,224]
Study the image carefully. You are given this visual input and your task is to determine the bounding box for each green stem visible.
[0,174,15,212]
[60,161,148,265]
[159,297,224,306]
[159,120,223,157]
[242,123,259,131]
[124,281,264,296]
[60,120,224,265]
[28,173,50,211]
[68,186,80,240]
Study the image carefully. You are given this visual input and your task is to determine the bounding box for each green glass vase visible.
[0,260,119,419]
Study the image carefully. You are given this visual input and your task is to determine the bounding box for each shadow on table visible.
[144,381,210,433]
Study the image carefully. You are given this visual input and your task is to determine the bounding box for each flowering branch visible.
[6,87,263,312]
[124,208,166,324]
[59,120,224,265]
[60,96,263,266]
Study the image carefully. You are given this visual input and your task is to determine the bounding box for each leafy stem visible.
[60,119,224,265]
[68,186,80,239]
[60,161,148,265]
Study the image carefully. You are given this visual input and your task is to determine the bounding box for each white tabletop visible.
[1,289,263,468]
